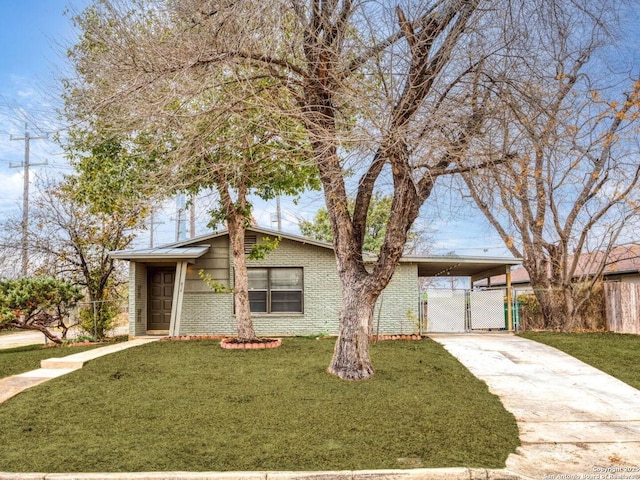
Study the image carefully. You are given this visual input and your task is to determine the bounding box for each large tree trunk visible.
[526,255,579,330]
[560,288,577,332]
[328,279,376,381]
[227,211,256,341]
[532,287,563,330]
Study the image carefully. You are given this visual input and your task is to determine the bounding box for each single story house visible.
[110,226,522,337]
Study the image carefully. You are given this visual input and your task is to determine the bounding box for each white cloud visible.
[17,88,37,99]
[0,169,24,219]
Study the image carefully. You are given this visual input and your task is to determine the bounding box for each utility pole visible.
[271,196,283,231]
[189,194,196,238]
[174,194,187,241]
[9,124,48,276]
[148,209,165,248]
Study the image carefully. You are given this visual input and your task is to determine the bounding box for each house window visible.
[248,268,303,313]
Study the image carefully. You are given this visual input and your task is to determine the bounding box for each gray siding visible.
[184,237,230,293]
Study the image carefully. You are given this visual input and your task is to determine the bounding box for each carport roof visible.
[400,255,522,281]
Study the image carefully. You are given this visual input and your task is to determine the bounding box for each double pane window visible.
[248,268,303,313]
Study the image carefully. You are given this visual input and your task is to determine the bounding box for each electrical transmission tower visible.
[9,124,48,276]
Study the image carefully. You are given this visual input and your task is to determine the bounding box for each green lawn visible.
[0,338,519,472]
[0,343,101,379]
[518,331,640,390]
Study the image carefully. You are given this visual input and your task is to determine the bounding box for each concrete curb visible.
[0,468,526,480]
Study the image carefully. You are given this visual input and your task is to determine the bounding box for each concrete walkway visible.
[0,338,159,404]
[431,334,640,478]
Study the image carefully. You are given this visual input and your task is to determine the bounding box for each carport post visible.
[506,267,513,331]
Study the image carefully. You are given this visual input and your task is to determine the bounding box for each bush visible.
[517,281,606,331]
[0,277,83,344]
[78,301,119,339]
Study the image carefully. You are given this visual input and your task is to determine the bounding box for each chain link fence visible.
[70,298,129,339]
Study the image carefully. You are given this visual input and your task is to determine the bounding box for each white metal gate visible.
[469,289,505,330]
[425,288,507,333]
[425,289,467,332]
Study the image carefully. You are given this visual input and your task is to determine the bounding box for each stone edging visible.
[160,335,423,343]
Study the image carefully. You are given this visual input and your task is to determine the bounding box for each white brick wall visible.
[178,234,419,336]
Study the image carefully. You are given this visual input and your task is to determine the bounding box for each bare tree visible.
[64,0,613,378]
[460,1,640,330]
[0,177,141,338]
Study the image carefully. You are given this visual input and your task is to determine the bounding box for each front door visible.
[148,269,175,331]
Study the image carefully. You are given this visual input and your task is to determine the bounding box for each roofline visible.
[486,267,640,287]
[111,225,522,267]
[165,226,523,264]
[162,226,336,252]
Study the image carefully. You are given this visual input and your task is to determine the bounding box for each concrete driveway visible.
[430,334,640,478]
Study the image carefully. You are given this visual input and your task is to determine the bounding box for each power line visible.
[9,123,49,276]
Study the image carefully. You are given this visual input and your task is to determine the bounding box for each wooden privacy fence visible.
[604,282,640,334]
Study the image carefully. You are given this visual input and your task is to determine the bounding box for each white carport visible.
[401,255,523,333]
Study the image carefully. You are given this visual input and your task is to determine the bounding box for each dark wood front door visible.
[148,269,175,331]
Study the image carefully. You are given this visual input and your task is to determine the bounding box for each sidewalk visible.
[430,334,640,478]
[0,331,46,349]
[0,338,159,404]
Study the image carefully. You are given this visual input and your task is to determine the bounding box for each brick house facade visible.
[112,226,521,336]
[115,227,421,337]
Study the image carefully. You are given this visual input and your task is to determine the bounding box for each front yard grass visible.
[518,331,640,390]
[0,337,519,473]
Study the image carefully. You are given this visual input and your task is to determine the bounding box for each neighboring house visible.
[111,226,521,337]
[481,245,640,288]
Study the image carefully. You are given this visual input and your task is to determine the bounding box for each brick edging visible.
[371,334,422,341]
[159,335,226,341]
[220,338,282,350]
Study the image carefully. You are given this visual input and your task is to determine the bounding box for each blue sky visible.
[0,1,89,219]
[0,1,530,257]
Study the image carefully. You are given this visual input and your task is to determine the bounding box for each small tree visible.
[0,277,83,344]
[64,9,320,341]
